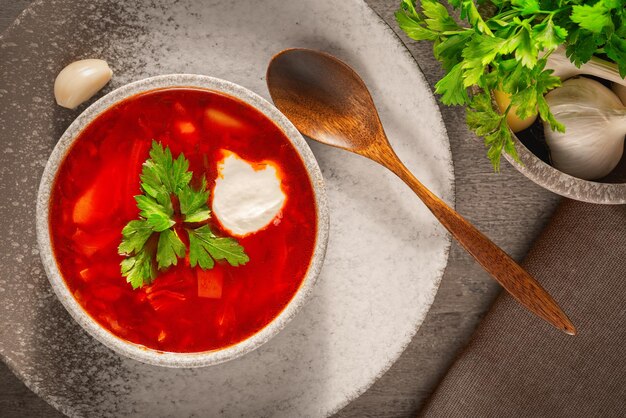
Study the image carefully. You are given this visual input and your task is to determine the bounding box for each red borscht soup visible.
[49,88,317,353]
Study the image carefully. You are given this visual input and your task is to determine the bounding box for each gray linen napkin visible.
[420,199,626,418]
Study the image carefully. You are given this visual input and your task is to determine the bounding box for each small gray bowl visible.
[505,130,626,204]
[36,74,329,368]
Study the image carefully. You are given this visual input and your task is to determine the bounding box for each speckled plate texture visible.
[0,0,454,416]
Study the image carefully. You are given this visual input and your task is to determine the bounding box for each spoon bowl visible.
[267,48,576,335]
[267,49,386,153]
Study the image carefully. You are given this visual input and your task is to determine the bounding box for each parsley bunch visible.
[396,0,626,170]
[118,141,248,289]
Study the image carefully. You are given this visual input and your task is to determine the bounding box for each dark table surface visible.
[0,1,560,416]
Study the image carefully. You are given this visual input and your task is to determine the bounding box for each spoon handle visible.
[376,151,575,335]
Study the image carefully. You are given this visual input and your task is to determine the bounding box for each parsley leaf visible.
[571,1,614,35]
[460,0,492,35]
[435,62,470,105]
[434,30,474,71]
[509,61,561,121]
[156,229,186,269]
[121,246,157,289]
[179,178,211,223]
[565,28,599,66]
[533,20,567,51]
[396,0,440,41]
[188,225,249,270]
[512,0,540,16]
[135,194,175,232]
[467,92,518,171]
[461,34,506,86]
[499,60,530,93]
[118,141,248,289]
[140,140,192,196]
[605,34,626,77]
[422,0,461,32]
[538,94,565,133]
[118,220,154,255]
[513,21,539,68]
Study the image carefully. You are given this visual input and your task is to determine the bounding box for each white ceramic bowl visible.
[36,74,329,368]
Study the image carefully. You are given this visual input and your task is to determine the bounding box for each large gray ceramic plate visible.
[0,0,454,416]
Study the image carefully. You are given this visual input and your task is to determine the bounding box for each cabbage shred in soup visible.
[49,88,317,353]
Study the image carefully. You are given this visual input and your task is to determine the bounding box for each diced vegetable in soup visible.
[49,88,317,353]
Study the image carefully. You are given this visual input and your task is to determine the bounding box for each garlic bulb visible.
[543,77,626,180]
[545,47,626,87]
[54,59,112,109]
[613,83,626,106]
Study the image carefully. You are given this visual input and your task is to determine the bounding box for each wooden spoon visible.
[266,48,576,335]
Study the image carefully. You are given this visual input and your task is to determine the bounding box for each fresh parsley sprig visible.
[118,141,249,289]
[396,0,626,170]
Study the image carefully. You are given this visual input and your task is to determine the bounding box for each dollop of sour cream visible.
[212,151,286,236]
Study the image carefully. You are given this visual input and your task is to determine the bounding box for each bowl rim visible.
[505,134,626,204]
[35,74,330,368]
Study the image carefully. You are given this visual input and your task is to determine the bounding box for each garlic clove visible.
[543,77,626,180]
[54,59,113,109]
[613,83,626,106]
